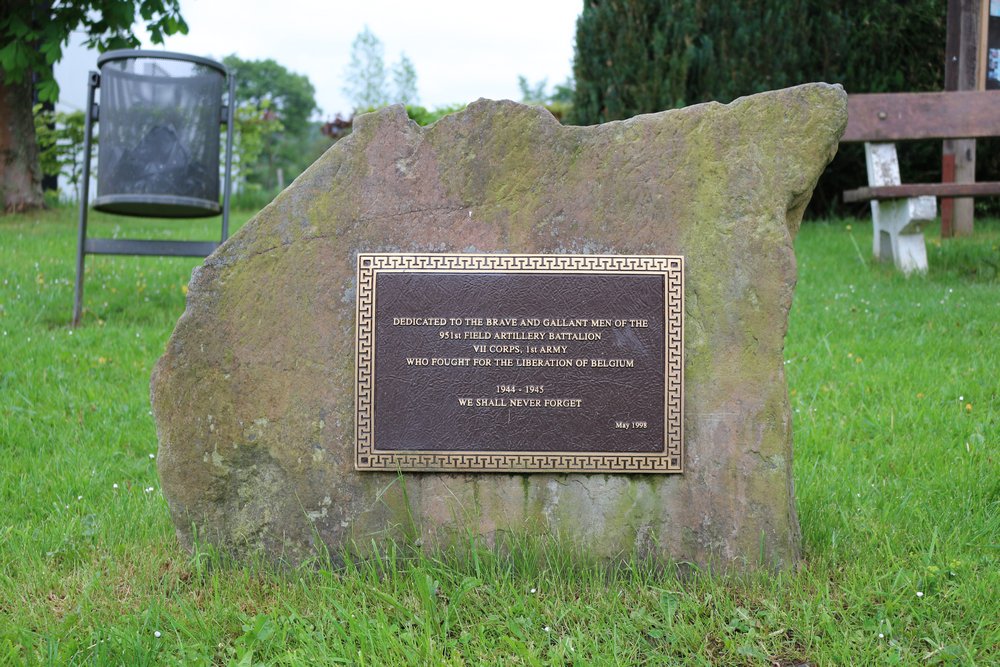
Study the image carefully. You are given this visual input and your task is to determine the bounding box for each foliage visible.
[230,100,283,193]
[1,0,187,212]
[320,103,466,145]
[32,104,86,199]
[0,0,188,103]
[319,113,354,140]
[569,0,968,216]
[341,26,421,110]
[517,75,573,105]
[571,0,946,124]
[403,103,466,126]
[393,53,419,105]
[517,76,549,104]
[343,26,388,109]
[0,208,997,663]
[222,55,323,192]
[223,56,317,135]
[517,75,574,122]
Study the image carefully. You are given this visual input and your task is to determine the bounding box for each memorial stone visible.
[151,84,847,569]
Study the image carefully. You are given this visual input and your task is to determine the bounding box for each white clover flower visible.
[916,591,924,598]
[530,588,537,594]
[113,483,118,489]
[154,631,161,638]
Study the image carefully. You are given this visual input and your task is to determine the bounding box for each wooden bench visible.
[841,91,1000,273]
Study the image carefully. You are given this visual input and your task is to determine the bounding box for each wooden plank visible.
[843,181,1000,203]
[842,91,1000,142]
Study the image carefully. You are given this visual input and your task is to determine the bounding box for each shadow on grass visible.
[927,234,999,282]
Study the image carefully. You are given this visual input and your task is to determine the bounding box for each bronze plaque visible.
[355,254,683,473]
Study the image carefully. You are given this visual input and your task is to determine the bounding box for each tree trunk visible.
[0,75,44,213]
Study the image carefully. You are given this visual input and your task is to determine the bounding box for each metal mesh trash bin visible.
[72,50,235,326]
[95,52,225,217]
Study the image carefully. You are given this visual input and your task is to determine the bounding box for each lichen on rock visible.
[152,84,847,570]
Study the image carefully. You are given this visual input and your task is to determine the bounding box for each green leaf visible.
[736,644,769,660]
[7,15,31,38]
[40,40,62,66]
[0,41,31,78]
[658,592,679,626]
[0,43,16,73]
[36,78,60,103]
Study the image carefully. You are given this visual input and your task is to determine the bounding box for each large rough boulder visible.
[152,84,847,570]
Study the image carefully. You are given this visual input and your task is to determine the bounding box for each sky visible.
[54,0,581,119]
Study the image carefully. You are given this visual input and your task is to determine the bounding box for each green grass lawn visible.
[1,207,997,665]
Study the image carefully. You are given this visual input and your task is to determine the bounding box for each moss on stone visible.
[153,86,847,571]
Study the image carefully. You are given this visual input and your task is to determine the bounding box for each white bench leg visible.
[870,196,935,275]
[893,233,929,274]
[864,143,935,275]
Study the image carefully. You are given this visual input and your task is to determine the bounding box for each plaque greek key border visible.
[355,253,684,473]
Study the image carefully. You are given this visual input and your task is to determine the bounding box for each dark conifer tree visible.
[569,1,978,216]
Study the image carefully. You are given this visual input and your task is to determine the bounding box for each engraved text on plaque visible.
[355,254,683,472]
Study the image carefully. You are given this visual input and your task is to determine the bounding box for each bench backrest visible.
[843,91,1000,143]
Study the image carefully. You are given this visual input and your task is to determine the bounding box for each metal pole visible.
[221,71,236,242]
[72,71,99,327]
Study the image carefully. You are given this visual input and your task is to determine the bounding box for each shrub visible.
[569,0,999,217]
